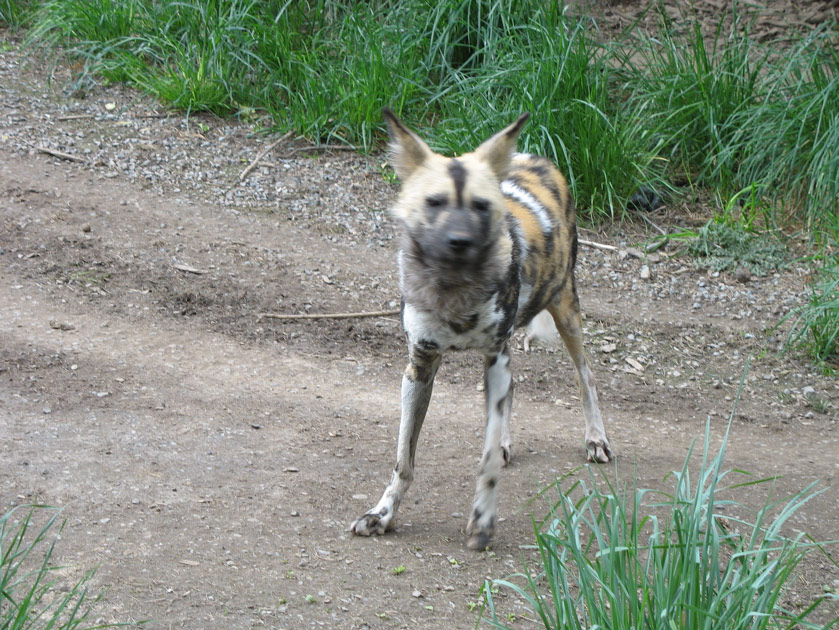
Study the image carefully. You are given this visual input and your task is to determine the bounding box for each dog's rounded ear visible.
[383,108,434,181]
[473,113,530,181]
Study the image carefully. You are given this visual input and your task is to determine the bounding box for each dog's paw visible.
[586,438,613,463]
[466,529,493,551]
[466,510,496,551]
[350,512,390,537]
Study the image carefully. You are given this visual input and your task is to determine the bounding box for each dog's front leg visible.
[466,345,513,550]
[351,344,441,537]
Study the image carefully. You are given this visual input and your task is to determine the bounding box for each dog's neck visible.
[398,232,510,322]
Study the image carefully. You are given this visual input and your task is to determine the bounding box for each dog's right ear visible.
[383,108,433,181]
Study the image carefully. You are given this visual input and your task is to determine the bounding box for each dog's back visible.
[502,153,578,328]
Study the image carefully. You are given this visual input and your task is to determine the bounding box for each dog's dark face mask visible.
[408,168,498,271]
[384,109,529,275]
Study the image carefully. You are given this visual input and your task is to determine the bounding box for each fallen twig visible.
[239,131,293,181]
[37,146,86,163]
[579,238,617,252]
[640,213,668,235]
[173,263,207,275]
[259,309,400,321]
[57,114,95,121]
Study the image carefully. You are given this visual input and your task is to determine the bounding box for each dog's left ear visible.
[382,107,434,181]
[473,113,530,180]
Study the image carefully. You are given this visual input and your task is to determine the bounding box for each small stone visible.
[82,223,91,233]
[735,267,751,283]
[640,265,650,280]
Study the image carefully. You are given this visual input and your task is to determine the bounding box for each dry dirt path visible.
[1,34,837,629]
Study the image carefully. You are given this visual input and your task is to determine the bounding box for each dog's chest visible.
[402,298,509,352]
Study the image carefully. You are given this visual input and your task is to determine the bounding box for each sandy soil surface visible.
[2,4,838,628]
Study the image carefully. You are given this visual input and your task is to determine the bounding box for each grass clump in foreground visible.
[480,420,838,629]
[1,505,128,629]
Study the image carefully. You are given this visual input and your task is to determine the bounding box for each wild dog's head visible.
[383,108,529,270]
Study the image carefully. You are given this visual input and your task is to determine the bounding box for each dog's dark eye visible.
[472,199,490,212]
[426,196,446,208]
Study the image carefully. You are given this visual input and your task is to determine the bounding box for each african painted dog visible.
[351,109,613,551]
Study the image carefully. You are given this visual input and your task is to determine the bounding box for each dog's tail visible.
[525,310,559,348]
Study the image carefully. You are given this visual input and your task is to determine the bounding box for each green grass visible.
[1,505,129,629]
[780,255,839,370]
[688,219,789,276]
[626,5,839,238]
[479,420,838,629]
[0,0,33,28]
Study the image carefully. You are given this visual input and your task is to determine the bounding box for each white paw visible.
[350,511,391,537]
[586,437,613,463]
[466,509,496,551]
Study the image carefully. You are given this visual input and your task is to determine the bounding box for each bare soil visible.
[1,5,838,628]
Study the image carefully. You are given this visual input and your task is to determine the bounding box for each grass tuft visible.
[1,505,130,629]
[480,416,838,629]
[688,220,789,276]
[780,255,839,370]
[0,0,34,28]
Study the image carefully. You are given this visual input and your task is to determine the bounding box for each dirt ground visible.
[1,4,838,629]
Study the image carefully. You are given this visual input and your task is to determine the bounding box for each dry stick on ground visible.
[56,114,96,121]
[36,146,87,163]
[172,263,207,275]
[239,131,294,181]
[259,309,400,321]
[579,238,617,251]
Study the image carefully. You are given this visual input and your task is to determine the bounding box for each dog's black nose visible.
[448,235,473,253]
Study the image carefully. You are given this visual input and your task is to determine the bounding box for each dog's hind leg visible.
[547,279,613,463]
[351,344,441,537]
[466,344,513,550]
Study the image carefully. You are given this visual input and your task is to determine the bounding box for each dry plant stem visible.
[239,131,294,181]
[258,309,400,321]
[579,238,617,251]
[37,146,86,163]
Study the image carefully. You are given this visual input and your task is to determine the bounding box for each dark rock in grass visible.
[627,187,663,213]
